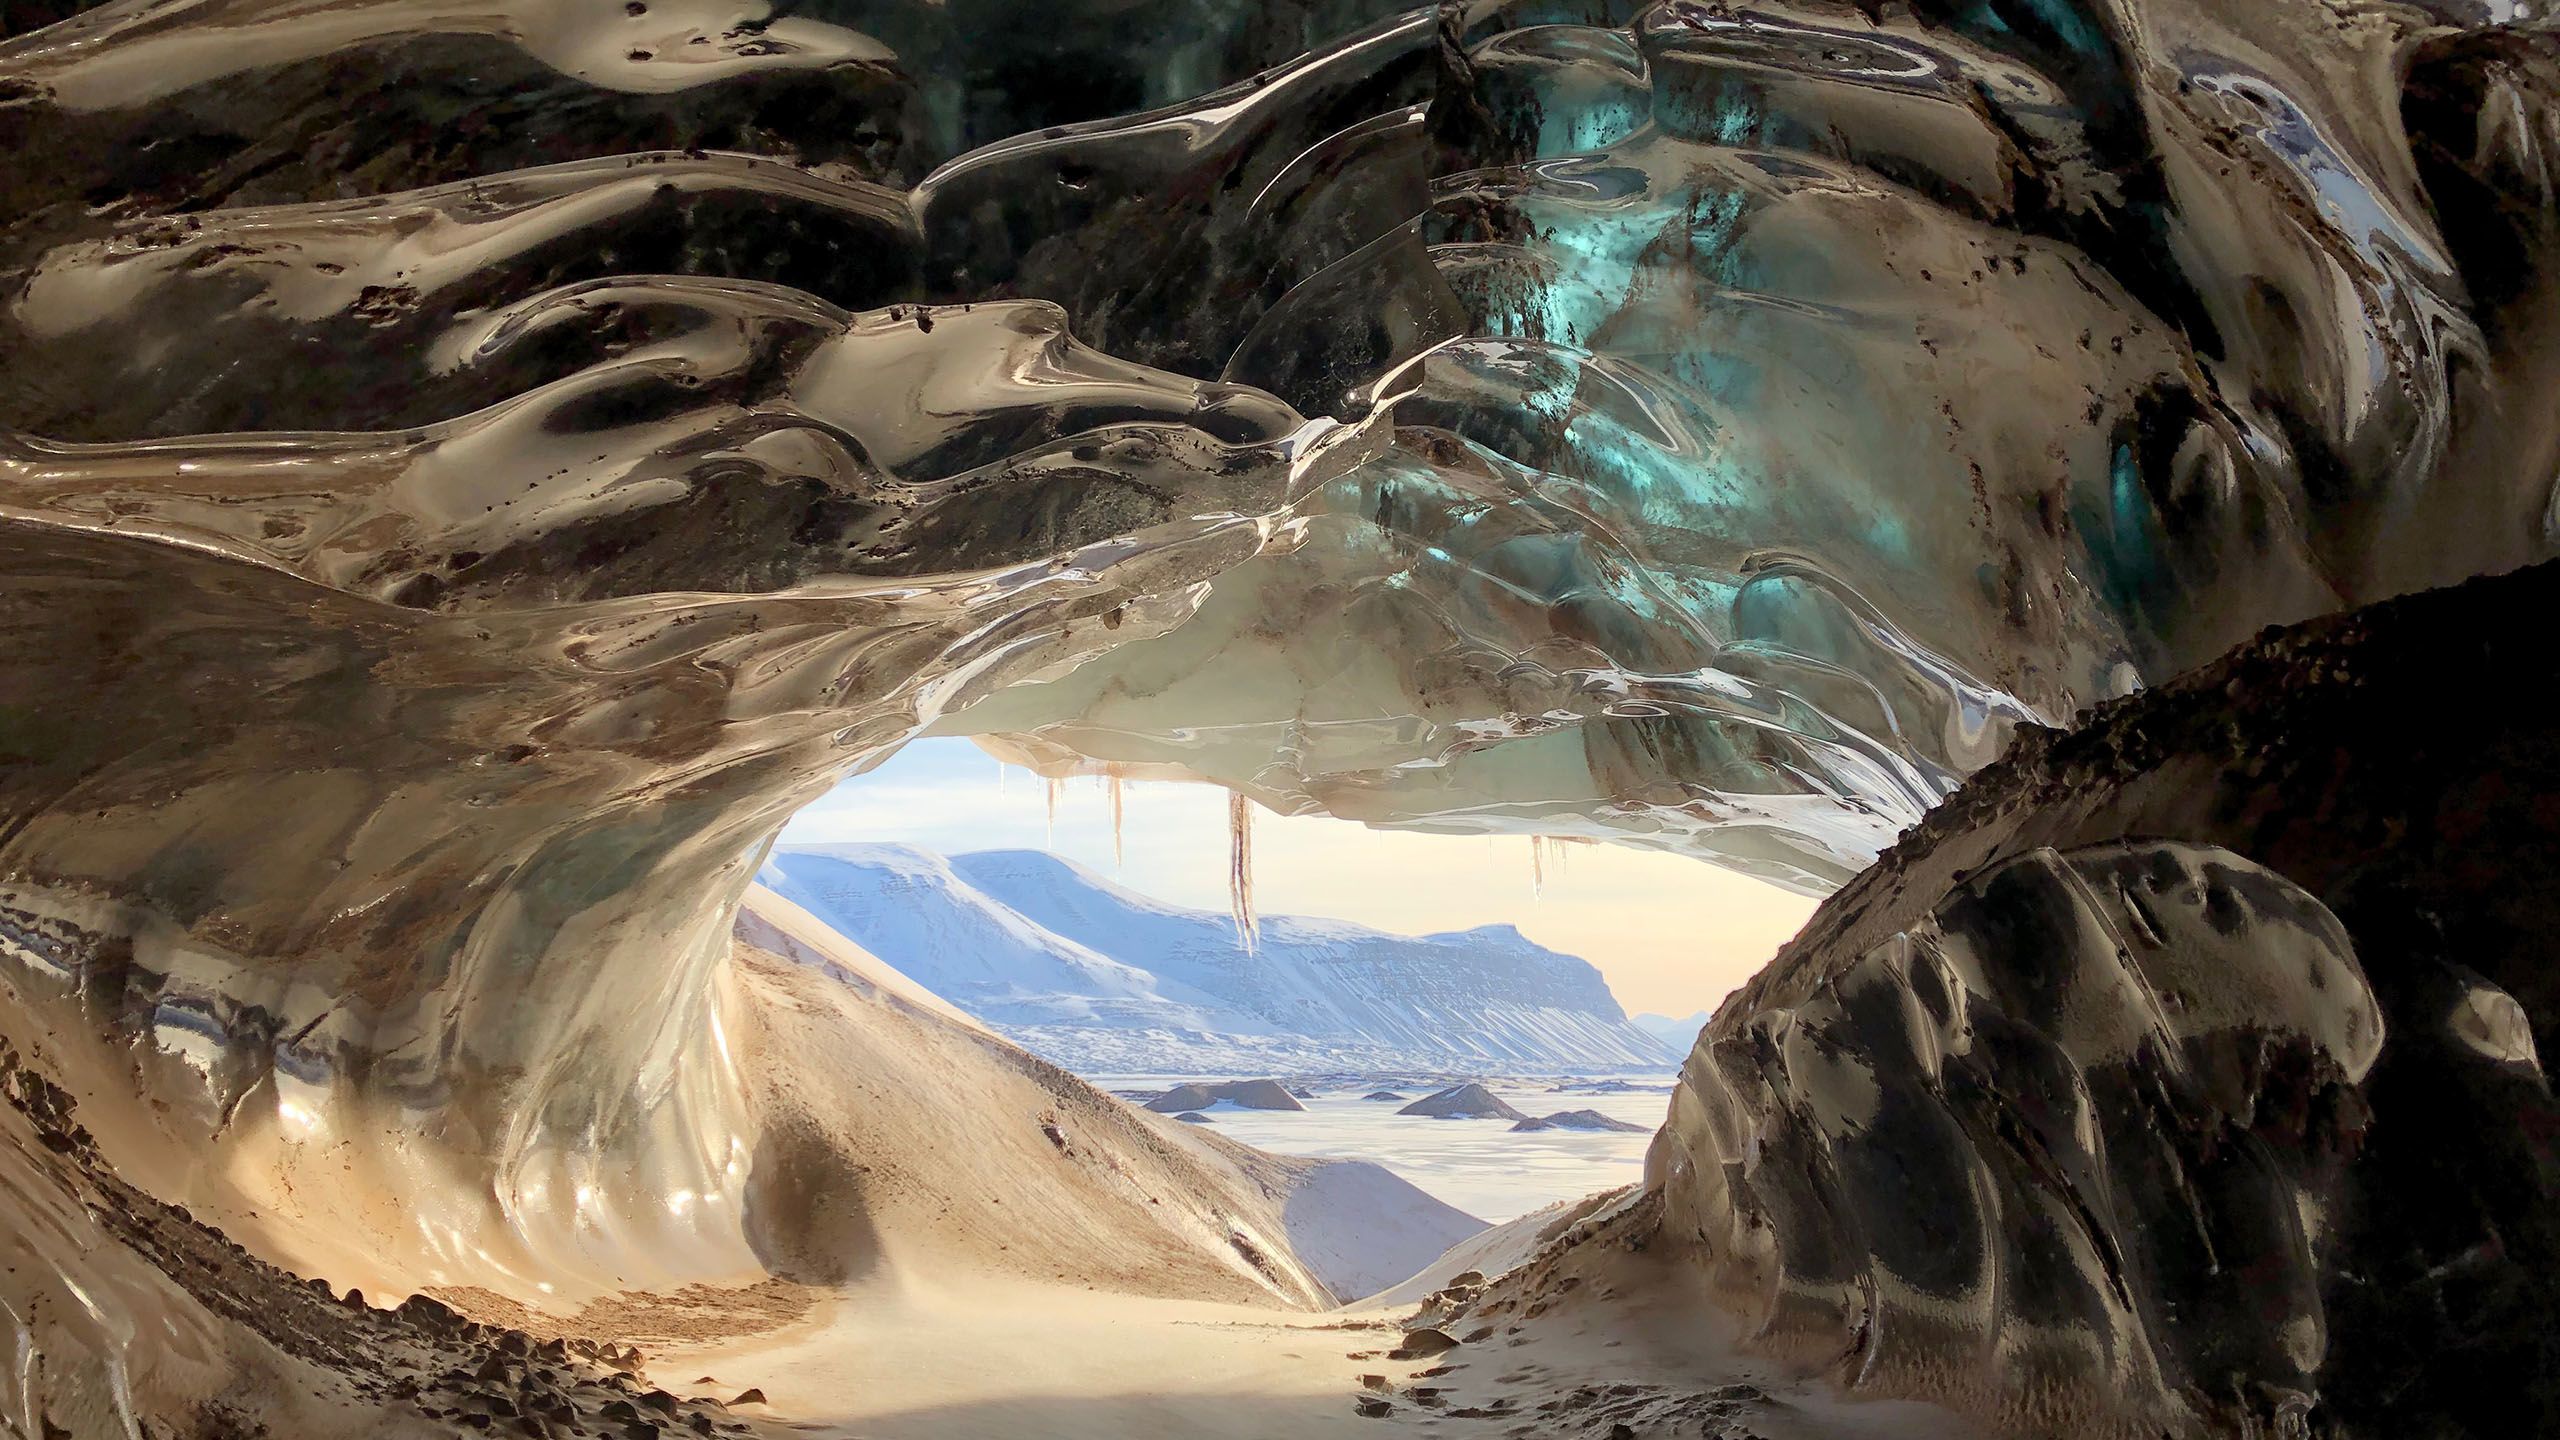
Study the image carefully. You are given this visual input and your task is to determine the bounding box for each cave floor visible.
[639,1245,1970,1440]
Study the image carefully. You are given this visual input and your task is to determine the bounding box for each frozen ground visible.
[1091,1079,1676,1222]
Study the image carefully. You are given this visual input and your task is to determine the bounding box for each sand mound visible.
[1142,1080,1305,1113]
[1395,1085,1526,1121]
[1510,1109,1649,1133]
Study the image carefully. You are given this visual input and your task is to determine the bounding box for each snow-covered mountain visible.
[1630,1011,1710,1054]
[756,843,1680,1075]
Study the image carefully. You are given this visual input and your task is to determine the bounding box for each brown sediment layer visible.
[1,1033,761,1438]
[428,1280,823,1352]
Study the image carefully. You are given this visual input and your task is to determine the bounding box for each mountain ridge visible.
[758,842,1680,1074]
[1629,1011,1710,1054]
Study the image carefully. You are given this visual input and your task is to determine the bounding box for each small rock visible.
[729,1389,767,1407]
[1390,1327,1459,1359]
[1355,1397,1393,1417]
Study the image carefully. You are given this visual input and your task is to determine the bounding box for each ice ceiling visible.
[0,0,2556,1430]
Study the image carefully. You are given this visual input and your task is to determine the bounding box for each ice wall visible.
[1651,563,2560,1436]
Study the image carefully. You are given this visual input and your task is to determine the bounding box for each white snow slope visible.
[756,844,1679,1075]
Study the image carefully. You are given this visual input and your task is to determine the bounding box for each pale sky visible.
[778,738,1817,1019]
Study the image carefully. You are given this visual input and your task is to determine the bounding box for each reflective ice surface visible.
[3,0,2557,1432]
[1658,842,2385,1436]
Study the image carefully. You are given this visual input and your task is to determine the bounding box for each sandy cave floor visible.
[6,1027,1971,1440]
[517,1209,1972,1440]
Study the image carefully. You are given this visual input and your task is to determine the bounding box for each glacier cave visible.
[1,0,2556,1436]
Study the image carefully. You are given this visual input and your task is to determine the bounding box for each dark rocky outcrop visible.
[1143,1080,1305,1114]
[1396,1085,1526,1121]
[1651,561,2560,1440]
[1510,1110,1647,1134]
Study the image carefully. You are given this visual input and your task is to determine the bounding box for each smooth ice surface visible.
[5,0,2560,1432]
[1660,840,2389,1436]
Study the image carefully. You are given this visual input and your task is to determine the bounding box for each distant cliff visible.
[757,844,1679,1074]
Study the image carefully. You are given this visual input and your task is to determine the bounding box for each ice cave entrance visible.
[761,737,1814,1225]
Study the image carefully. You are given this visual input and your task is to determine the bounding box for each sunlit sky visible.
[778,738,1817,1019]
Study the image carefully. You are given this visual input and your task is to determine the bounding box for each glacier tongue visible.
[757,843,1680,1074]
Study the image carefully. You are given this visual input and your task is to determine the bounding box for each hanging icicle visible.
[1530,836,1546,899]
[1227,789,1258,951]
[1046,776,1061,846]
[1109,774,1126,868]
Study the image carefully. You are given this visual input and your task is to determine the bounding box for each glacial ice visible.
[1648,567,2560,1436]
[1661,841,2381,1433]
[2,0,2558,1434]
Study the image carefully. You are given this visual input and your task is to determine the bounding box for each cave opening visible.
[758,733,1816,1233]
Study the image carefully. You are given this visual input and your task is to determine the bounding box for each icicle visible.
[1530,836,1545,899]
[1227,790,1258,951]
[1045,777,1061,846]
[1109,774,1126,868]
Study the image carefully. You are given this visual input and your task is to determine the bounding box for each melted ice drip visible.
[1227,789,1260,949]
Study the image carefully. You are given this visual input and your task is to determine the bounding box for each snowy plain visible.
[1098,1079,1677,1222]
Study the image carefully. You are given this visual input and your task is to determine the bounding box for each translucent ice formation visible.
[1649,566,2560,1436]
[1,0,2556,1432]
[1659,842,2383,1435]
